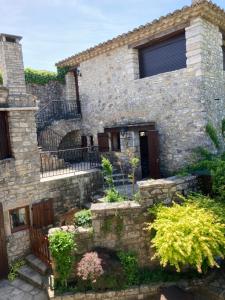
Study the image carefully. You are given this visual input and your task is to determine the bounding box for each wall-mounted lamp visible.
[76,68,82,77]
[120,127,128,137]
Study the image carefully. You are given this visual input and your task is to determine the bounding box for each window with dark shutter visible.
[139,32,186,78]
[0,112,11,160]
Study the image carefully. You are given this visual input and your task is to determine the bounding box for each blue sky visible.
[0,0,224,71]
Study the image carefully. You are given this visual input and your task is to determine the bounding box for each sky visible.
[0,0,224,71]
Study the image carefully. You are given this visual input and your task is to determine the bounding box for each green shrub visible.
[74,210,92,228]
[49,230,76,287]
[0,72,3,84]
[206,123,220,150]
[146,202,225,273]
[101,156,114,188]
[105,188,124,203]
[8,259,25,281]
[117,251,139,286]
[24,67,69,85]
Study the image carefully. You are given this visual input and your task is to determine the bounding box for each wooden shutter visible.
[32,199,54,229]
[139,33,186,78]
[97,133,109,152]
[0,203,9,278]
[147,130,160,179]
[0,112,11,160]
[81,135,87,148]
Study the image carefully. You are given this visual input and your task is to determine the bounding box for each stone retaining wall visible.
[50,279,204,300]
[49,175,197,267]
[38,169,103,223]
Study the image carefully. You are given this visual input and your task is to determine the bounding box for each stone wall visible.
[76,17,225,175]
[49,175,197,269]
[26,81,66,110]
[38,169,103,223]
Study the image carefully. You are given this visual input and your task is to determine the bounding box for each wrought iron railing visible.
[36,100,81,131]
[37,128,64,151]
[40,146,101,178]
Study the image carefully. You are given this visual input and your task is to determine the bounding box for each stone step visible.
[18,265,45,289]
[25,254,49,275]
[113,179,132,186]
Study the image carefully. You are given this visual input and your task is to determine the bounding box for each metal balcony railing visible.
[40,146,101,178]
[36,100,81,131]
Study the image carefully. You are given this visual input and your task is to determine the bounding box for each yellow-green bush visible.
[146,202,225,273]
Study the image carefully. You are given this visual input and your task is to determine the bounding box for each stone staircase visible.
[17,254,49,297]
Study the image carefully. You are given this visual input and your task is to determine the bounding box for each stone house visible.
[0,0,225,281]
[56,0,225,177]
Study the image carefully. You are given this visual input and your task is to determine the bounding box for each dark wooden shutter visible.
[97,133,109,152]
[0,203,9,279]
[81,135,87,148]
[139,33,186,78]
[147,130,160,179]
[0,112,11,160]
[32,199,54,229]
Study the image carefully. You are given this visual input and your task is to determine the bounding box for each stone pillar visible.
[65,71,76,101]
[0,34,26,95]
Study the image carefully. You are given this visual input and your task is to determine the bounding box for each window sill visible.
[11,225,29,234]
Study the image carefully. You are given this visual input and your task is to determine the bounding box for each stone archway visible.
[58,130,82,150]
[38,118,82,151]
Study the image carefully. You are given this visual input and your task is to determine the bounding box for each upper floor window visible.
[0,112,11,160]
[139,32,186,78]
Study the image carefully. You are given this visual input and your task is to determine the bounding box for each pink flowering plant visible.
[77,252,104,283]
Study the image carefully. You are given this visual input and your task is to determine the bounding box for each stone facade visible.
[60,17,225,175]
[26,81,65,110]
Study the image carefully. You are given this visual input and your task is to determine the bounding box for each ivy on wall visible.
[24,66,69,85]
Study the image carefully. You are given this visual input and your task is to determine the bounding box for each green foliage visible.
[8,259,25,281]
[101,156,114,188]
[128,156,140,195]
[185,193,225,226]
[74,210,92,228]
[117,251,139,286]
[206,123,220,150]
[24,67,68,85]
[49,230,76,287]
[146,202,225,273]
[105,188,124,203]
[0,72,3,84]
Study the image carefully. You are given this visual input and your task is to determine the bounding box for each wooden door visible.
[0,203,9,279]
[97,133,109,152]
[32,199,54,229]
[147,130,160,179]
[81,135,88,148]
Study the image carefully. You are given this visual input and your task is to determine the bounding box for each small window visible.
[9,206,30,233]
[0,112,11,160]
[222,46,225,70]
[111,132,121,152]
[139,32,186,78]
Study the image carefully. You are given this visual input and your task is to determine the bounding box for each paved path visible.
[0,278,47,300]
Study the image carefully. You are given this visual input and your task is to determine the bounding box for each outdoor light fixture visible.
[76,68,82,77]
[120,127,128,137]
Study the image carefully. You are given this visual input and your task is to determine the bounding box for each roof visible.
[56,0,225,67]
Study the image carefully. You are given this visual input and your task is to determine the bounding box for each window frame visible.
[0,112,11,160]
[138,31,187,78]
[9,206,30,233]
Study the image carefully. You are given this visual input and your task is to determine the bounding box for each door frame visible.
[0,203,9,279]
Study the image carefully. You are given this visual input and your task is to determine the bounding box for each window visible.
[9,206,30,233]
[0,112,11,160]
[111,132,121,152]
[222,46,225,70]
[90,136,94,147]
[139,32,186,78]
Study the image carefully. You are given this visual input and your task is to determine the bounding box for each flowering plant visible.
[77,252,104,283]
